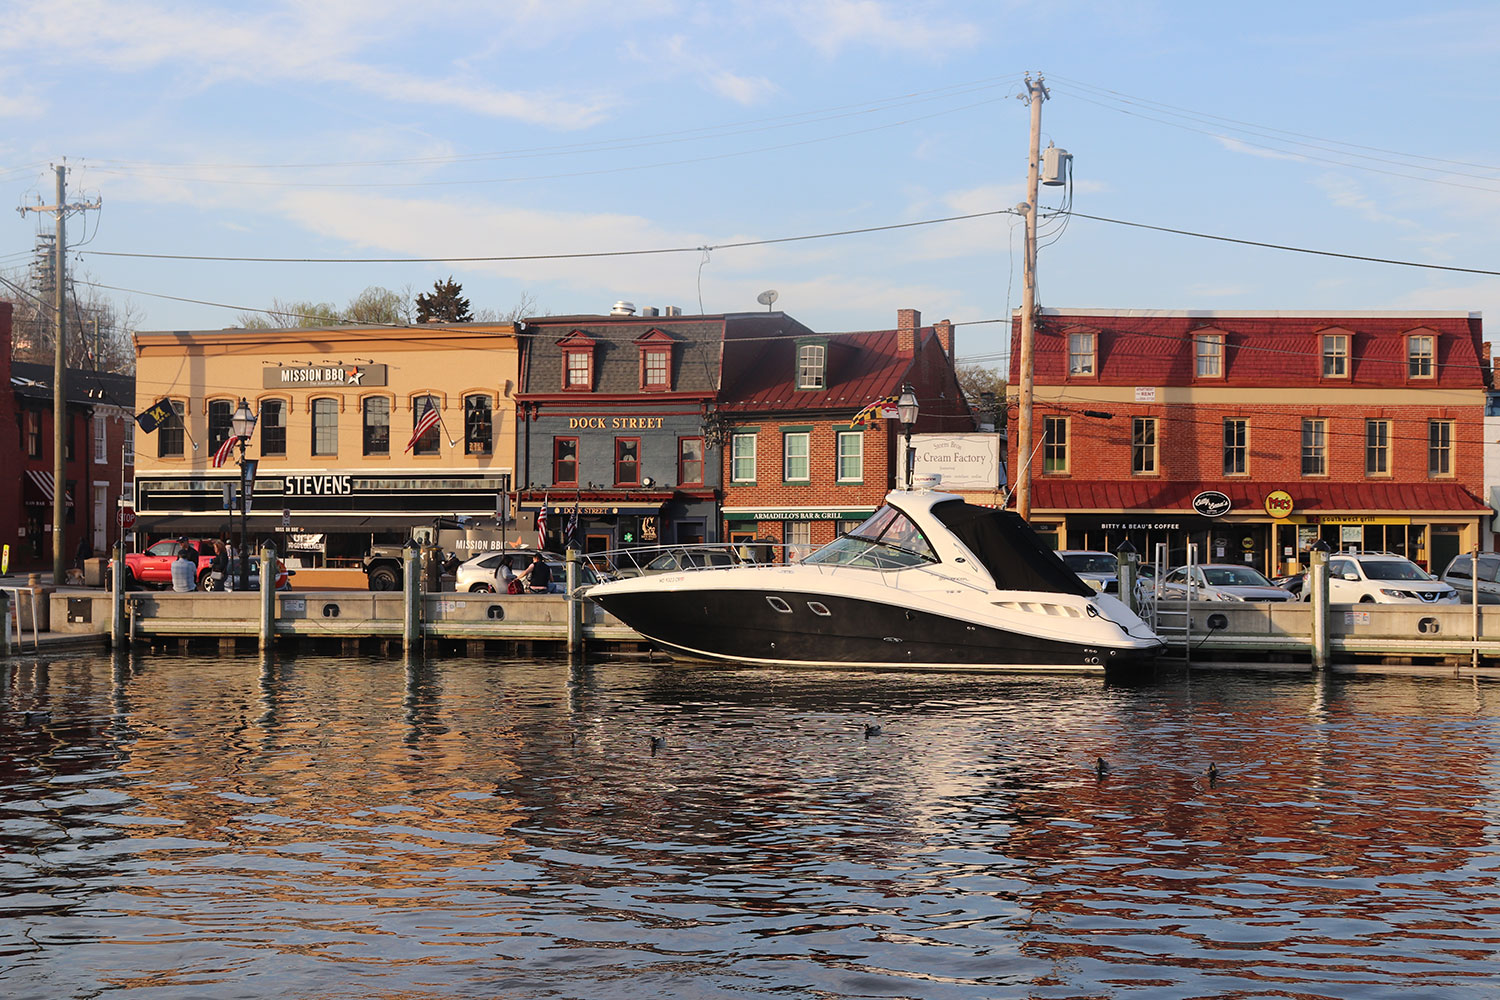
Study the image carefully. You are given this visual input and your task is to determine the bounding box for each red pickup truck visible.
[110,538,291,591]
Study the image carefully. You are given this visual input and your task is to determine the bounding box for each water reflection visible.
[0,653,1497,998]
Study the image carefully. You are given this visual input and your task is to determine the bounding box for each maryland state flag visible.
[850,394,897,429]
[135,398,176,434]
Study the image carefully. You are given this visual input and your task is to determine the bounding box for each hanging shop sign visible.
[724,509,876,522]
[262,364,387,389]
[284,474,354,497]
[1192,491,1233,518]
[565,416,667,430]
[1264,490,1294,518]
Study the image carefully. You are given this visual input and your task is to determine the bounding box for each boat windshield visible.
[803,504,937,570]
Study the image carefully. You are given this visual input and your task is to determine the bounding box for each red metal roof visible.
[1012,311,1488,389]
[721,328,923,412]
[1031,479,1490,514]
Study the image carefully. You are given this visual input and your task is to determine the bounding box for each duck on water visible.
[584,488,1165,675]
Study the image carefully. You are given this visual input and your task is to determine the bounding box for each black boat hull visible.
[591,587,1162,673]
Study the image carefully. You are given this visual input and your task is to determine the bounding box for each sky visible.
[2,0,1499,370]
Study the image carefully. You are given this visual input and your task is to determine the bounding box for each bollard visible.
[1309,544,1330,671]
[403,540,421,655]
[259,544,276,653]
[110,541,126,648]
[1115,540,1139,616]
[1472,546,1481,671]
[566,548,581,655]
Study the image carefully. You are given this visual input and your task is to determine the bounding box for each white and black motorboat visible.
[584,489,1164,674]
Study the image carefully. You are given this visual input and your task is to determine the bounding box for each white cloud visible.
[770,0,979,57]
[1214,136,1307,162]
[0,0,614,128]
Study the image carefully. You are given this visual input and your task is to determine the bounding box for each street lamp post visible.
[230,398,259,592]
[897,385,919,490]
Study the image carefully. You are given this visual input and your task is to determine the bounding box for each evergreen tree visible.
[415,277,472,323]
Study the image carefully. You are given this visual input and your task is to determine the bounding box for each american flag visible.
[535,499,550,544]
[405,401,442,453]
[211,435,242,468]
[565,500,580,545]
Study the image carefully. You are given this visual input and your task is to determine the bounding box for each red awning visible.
[1030,479,1490,515]
[23,470,74,508]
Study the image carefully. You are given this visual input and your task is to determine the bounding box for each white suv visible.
[1313,552,1458,604]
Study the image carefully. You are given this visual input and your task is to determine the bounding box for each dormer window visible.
[1321,331,1350,378]
[796,341,827,389]
[1067,329,1097,376]
[635,329,675,392]
[1407,332,1435,379]
[1195,330,1225,378]
[558,330,597,391]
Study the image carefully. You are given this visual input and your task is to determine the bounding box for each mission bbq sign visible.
[262,363,388,389]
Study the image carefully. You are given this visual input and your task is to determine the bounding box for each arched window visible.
[363,397,390,456]
[311,397,339,456]
[464,395,493,455]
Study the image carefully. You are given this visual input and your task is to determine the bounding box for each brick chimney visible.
[934,318,953,359]
[897,308,920,357]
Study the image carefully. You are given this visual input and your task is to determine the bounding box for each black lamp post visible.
[896,385,919,489]
[230,398,259,591]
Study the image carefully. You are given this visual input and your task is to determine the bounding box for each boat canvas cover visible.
[929,499,1094,597]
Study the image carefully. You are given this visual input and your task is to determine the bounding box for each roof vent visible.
[640,306,659,317]
[663,305,682,316]
[610,300,636,316]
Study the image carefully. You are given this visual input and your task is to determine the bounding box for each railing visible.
[581,542,801,581]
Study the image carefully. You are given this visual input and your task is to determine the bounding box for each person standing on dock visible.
[518,553,552,593]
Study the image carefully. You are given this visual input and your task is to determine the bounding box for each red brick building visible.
[1008,309,1491,575]
[4,300,136,576]
[720,308,973,553]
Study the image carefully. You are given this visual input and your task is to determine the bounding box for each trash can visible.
[84,557,107,588]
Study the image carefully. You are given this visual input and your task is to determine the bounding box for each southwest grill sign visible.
[262,364,388,389]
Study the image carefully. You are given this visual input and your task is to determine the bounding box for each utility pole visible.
[1015,74,1046,521]
[18,163,101,584]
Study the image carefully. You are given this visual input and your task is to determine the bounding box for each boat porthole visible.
[766,596,793,614]
[807,602,831,616]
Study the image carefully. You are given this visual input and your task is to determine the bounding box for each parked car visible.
[1310,552,1458,604]
[1158,564,1296,602]
[454,549,597,594]
[1271,572,1306,598]
[109,538,291,591]
[1055,550,1118,593]
[1439,553,1500,604]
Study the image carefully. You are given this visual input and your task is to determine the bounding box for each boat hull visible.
[591,586,1162,674]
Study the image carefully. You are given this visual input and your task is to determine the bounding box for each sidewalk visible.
[1,570,115,655]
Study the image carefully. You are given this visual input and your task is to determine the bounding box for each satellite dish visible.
[756,289,779,311]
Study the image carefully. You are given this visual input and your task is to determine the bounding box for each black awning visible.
[136,513,426,534]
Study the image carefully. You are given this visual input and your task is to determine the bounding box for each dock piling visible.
[259,544,276,653]
[110,541,125,648]
[402,540,420,655]
[1309,543,1330,670]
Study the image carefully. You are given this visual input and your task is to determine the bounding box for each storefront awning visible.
[24,470,73,507]
[135,512,437,533]
[1031,480,1490,516]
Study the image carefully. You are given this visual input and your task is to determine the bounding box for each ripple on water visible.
[1,655,1498,998]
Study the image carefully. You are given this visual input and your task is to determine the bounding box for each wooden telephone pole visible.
[1015,74,1047,521]
[19,163,100,584]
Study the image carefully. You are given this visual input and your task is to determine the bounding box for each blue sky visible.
[3,1,1498,369]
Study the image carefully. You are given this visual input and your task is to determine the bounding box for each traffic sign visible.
[117,507,137,530]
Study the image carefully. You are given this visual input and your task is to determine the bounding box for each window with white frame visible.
[1322,334,1349,378]
[1195,333,1225,378]
[1131,417,1156,474]
[836,430,863,482]
[122,424,135,464]
[1429,419,1454,476]
[1068,331,1097,376]
[1223,418,1248,475]
[93,418,107,463]
[786,521,813,561]
[1301,418,1327,476]
[1408,334,1435,378]
[783,431,810,481]
[796,343,826,389]
[730,432,757,482]
[1042,416,1068,474]
[1366,419,1390,476]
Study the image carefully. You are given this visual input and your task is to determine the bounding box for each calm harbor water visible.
[1,652,1497,999]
